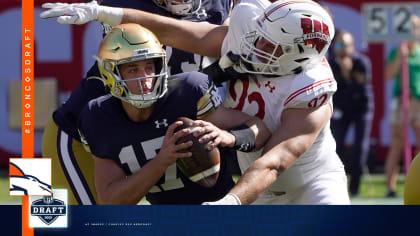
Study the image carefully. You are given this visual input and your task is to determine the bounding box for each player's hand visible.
[202,193,242,205]
[191,120,235,150]
[155,121,193,167]
[40,1,123,26]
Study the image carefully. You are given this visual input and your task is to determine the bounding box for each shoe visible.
[385,190,396,198]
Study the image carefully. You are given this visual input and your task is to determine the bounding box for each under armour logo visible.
[265,81,276,93]
[155,119,168,128]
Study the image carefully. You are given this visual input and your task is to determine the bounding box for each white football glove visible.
[40,1,123,26]
[202,193,242,205]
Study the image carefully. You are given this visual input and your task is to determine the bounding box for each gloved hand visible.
[219,51,242,70]
[40,1,123,26]
[202,193,242,205]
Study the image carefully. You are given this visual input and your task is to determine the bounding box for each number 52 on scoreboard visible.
[362,3,420,43]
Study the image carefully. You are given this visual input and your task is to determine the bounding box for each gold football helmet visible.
[94,23,168,108]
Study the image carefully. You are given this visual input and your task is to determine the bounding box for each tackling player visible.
[78,23,269,204]
[208,0,349,205]
[40,0,232,205]
[40,0,350,204]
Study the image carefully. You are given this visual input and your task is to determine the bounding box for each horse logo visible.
[9,160,52,196]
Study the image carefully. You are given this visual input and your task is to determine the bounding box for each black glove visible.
[202,52,248,87]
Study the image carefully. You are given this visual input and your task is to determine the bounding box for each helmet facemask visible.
[95,24,168,109]
[240,30,295,76]
[239,0,334,77]
[97,55,167,109]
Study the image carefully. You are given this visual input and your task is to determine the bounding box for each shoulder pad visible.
[284,64,337,109]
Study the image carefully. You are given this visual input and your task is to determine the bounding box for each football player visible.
[40,0,232,205]
[207,0,349,205]
[40,0,350,204]
[78,23,269,204]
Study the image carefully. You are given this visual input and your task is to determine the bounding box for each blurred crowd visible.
[327,14,420,198]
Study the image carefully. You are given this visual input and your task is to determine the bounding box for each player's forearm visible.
[245,119,271,151]
[204,106,270,151]
[230,151,291,204]
[99,159,168,205]
[122,8,226,58]
[234,105,331,205]
[231,113,323,204]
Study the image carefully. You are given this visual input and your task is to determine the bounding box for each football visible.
[175,117,220,188]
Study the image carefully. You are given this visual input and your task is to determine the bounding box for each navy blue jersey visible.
[53,0,232,140]
[78,72,234,204]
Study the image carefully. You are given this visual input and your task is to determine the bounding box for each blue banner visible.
[34,205,420,235]
[1,205,420,235]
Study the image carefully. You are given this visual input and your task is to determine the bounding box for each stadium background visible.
[0,0,417,198]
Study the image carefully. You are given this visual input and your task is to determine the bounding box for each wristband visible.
[228,124,256,152]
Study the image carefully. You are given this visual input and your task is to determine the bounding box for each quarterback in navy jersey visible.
[80,74,234,204]
[41,0,232,205]
[78,24,269,204]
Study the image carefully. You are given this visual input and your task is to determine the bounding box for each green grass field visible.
[0,176,21,205]
[349,174,404,205]
[0,174,405,205]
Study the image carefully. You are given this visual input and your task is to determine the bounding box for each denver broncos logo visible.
[9,162,52,196]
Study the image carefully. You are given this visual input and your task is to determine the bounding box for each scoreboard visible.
[362,2,420,42]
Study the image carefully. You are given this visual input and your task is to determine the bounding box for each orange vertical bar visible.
[22,196,31,236]
[21,0,34,235]
[22,0,34,158]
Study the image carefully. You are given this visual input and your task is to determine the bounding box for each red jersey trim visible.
[283,78,335,106]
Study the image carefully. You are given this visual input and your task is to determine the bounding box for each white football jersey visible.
[223,0,344,193]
